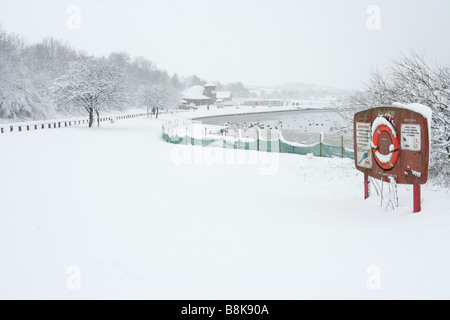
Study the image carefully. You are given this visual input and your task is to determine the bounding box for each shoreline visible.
[191,107,341,122]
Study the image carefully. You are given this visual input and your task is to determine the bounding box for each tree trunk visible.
[156,107,159,119]
[96,109,100,127]
[88,110,94,128]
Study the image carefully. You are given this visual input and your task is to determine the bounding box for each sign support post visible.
[364,172,370,199]
[413,184,421,213]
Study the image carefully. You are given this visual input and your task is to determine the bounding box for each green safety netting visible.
[163,132,354,160]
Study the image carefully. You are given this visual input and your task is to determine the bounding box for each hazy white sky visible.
[0,0,449,89]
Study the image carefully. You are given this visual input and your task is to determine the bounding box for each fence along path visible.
[162,120,355,159]
[0,113,147,134]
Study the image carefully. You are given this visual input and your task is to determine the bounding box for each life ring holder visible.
[371,122,400,170]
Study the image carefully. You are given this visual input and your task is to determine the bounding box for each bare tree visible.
[52,58,126,127]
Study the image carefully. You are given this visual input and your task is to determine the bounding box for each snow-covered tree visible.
[224,82,251,98]
[52,58,126,127]
[183,74,206,89]
[0,27,47,120]
[170,73,182,91]
[141,84,180,118]
[23,38,81,95]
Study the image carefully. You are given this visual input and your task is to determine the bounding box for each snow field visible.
[0,115,449,299]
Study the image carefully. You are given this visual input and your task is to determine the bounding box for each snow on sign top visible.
[392,102,432,149]
[392,102,432,120]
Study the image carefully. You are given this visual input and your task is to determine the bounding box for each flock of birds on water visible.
[224,116,328,133]
[213,114,352,146]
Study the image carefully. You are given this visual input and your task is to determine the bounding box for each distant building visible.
[182,83,232,105]
[203,82,217,102]
[182,85,212,106]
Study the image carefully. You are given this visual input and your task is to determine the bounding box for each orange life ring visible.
[372,123,400,170]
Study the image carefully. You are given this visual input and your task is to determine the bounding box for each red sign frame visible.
[353,106,430,212]
[354,106,429,184]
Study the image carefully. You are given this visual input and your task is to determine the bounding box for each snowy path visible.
[0,116,449,299]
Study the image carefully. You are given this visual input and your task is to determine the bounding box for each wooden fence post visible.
[257,130,260,151]
[238,130,241,149]
[319,134,322,157]
[223,131,226,149]
[278,131,281,153]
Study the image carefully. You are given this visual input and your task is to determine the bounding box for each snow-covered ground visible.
[1,112,449,299]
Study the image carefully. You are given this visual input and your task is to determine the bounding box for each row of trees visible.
[1,25,261,124]
[335,52,449,186]
[0,25,208,124]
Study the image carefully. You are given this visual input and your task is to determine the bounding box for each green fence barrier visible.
[162,132,354,160]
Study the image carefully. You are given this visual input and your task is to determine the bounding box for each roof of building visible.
[182,85,211,101]
[203,82,216,88]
